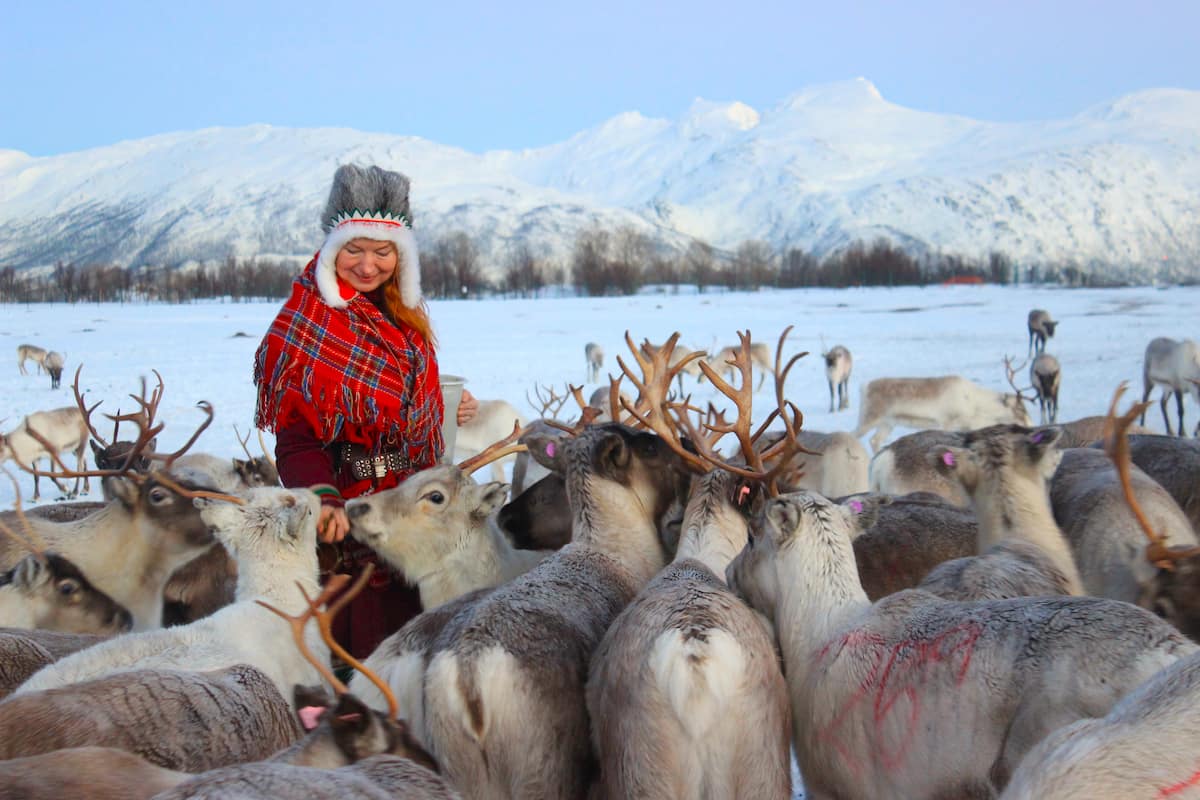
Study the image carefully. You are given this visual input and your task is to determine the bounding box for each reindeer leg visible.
[1176,391,1186,439]
[840,380,850,410]
[1161,392,1174,436]
[829,381,836,413]
[1141,381,1153,425]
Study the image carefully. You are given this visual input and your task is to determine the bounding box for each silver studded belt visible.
[338,443,411,481]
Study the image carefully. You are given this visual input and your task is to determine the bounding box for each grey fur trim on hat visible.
[314,164,422,309]
[321,164,414,232]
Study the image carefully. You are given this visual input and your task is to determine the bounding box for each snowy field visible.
[1,282,1196,509]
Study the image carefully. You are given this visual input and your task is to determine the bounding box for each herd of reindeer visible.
[0,307,1198,799]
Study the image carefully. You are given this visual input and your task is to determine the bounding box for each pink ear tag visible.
[545,442,556,458]
[737,485,751,505]
[942,451,956,467]
[848,500,863,514]
[1030,431,1045,444]
[298,706,325,731]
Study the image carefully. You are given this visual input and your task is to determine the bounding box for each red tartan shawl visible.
[254,257,444,466]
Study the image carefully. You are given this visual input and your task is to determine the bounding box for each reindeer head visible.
[727,491,869,623]
[196,487,318,562]
[346,466,510,577]
[0,552,132,634]
[930,424,1063,497]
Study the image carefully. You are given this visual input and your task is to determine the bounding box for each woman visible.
[254,164,477,658]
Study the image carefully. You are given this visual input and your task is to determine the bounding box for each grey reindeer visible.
[1027,309,1058,356]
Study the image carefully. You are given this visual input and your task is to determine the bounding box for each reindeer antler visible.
[1103,382,1200,570]
[455,421,528,475]
[22,372,244,505]
[257,430,277,472]
[1003,355,1037,404]
[257,573,355,695]
[234,425,254,461]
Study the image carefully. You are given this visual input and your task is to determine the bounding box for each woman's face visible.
[335,238,398,293]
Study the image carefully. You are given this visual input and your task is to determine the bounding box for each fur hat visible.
[315,164,421,309]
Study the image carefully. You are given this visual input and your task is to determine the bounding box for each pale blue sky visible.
[3,0,1197,156]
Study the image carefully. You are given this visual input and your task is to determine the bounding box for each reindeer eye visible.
[148,487,170,504]
[425,491,445,505]
[57,580,80,597]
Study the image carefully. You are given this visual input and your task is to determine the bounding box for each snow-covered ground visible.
[1,282,1195,509]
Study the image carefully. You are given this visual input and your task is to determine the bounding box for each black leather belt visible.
[335,442,411,481]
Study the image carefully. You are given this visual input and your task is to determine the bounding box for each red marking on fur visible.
[1159,767,1200,797]
[814,621,982,775]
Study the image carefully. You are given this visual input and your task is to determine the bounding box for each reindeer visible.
[406,334,699,799]
[1000,648,1200,800]
[1027,309,1057,356]
[1141,336,1200,436]
[347,426,550,611]
[0,408,90,500]
[585,341,604,382]
[0,483,132,634]
[1050,388,1200,639]
[1029,352,1060,424]
[14,486,331,700]
[16,344,48,376]
[586,331,799,800]
[823,344,853,412]
[868,429,971,505]
[0,628,113,699]
[702,341,773,391]
[1121,433,1200,534]
[452,399,528,483]
[726,489,1197,799]
[853,364,1031,452]
[919,424,1085,600]
[42,351,65,390]
[845,492,978,599]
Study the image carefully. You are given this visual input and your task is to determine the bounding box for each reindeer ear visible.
[1025,426,1062,456]
[329,693,372,736]
[840,494,888,532]
[523,432,567,472]
[105,476,138,509]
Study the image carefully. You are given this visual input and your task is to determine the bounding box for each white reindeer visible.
[1141,337,1200,436]
[15,487,329,701]
[16,344,48,376]
[585,342,604,382]
[854,375,1030,452]
[727,490,1196,798]
[0,408,90,500]
[451,399,527,483]
[823,344,853,412]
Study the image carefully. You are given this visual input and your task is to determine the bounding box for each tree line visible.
[0,227,1086,304]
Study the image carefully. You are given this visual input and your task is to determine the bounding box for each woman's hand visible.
[457,388,479,425]
[317,505,350,543]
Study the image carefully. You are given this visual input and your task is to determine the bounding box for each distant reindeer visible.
[43,352,65,391]
[1027,309,1057,356]
[1030,353,1060,424]
[0,409,90,501]
[823,345,853,412]
[703,342,772,391]
[16,345,49,376]
[585,342,604,383]
[1140,337,1200,436]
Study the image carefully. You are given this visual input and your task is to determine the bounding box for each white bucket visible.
[439,375,467,464]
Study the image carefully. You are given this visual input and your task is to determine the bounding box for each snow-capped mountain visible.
[2,78,1198,281]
